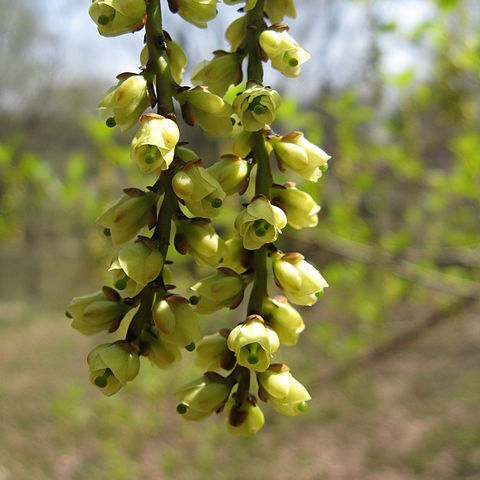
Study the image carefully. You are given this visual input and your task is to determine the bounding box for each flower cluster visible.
[68,0,331,437]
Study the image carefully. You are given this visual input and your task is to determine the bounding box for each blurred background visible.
[1,0,480,478]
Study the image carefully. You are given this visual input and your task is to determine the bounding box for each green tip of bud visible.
[103,228,111,237]
[145,155,156,165]
[320,164,329,172]
[253,105,266,115]
[189,295,199,305]
[185,342,196,352]
[106,117,116,128]
[248,354,259,364]
[315,291,324,298]
[94,376,108,388]
[211,198,223,208]
[288,58,299,67]
[247,343,260,364]
[176,403,188,415]
[115,278,128,291]
[97,15,111,26]
[297,401,309,413]
[65,311,72,319]
[255,228,267,237]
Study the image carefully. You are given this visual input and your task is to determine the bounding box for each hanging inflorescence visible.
[67,0,331,437]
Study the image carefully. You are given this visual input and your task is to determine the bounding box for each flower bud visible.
[235,195,287,250]
[227,397,265,437]
[141,329,182,369]
[233,84,281,132]
[175,218,225,267]
[165,39,187,84]
[67,291,128,335]
[272,252,328,306]
[89,0,146,37]
[207,154,249,195]
[264,0,296,23]
[130,114,180,174]
[232,131,253,158]
[96,192,157,245]
[233,84,282,132]
[177,87,233,135]
[172,160,226,218]
[176,0,218,28]
[258,365,311,416]
[262,296,304,346]
[190,268,245,314]
[98,75,149,131]
[227,315,279,372]
[87,342,140,396]
[192,53,243,97]
[195,332,233,370]
[176,373,232,421]
[109,241,164,296]
[259,31,310,78]
[152,295,202,348]
[220,236,251,274]
[225,17,247,51]
[271,132,331,182]
[271,183,320,230]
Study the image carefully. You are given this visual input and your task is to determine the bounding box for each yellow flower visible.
[89,0,146,37]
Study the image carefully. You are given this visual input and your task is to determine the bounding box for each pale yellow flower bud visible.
[190,268,245,314]
[224,0,257,10]
[220,236,251,274]
[96,192,156,245]
[89,0,146,37]
[227,397,265,437]
[227,315,279,372]
[175,218,225,267]
[225,16,247,51]
[262,296,304,346]
[195,331,233,370]
[130,114,180,174]
[192,53,243,97]
[176,373,232,421]
[235,195,287,250]
[264,0,296,24]
[176,0,218,28]
[271,183,320,230]
[233,84,281,132]
[108,241,163,296]
[177,87,233,135]
[166,39,187,84]
[259,30,310,78]
[98,75,149,131]
[87,342,140,396]
[272,252,328,306]
[152,295,202,348]
[67,290,128,335]
[141,330,182,369]
[232,131,253,158]
[271,131,331,182]
[258,365,311,416]
[207,154,249,195]
[172,160,226,218]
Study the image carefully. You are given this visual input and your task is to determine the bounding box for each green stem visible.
[245,0,265,84]
[146,0,175,114]
[126,287,154,341]
[245,3,272,316]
